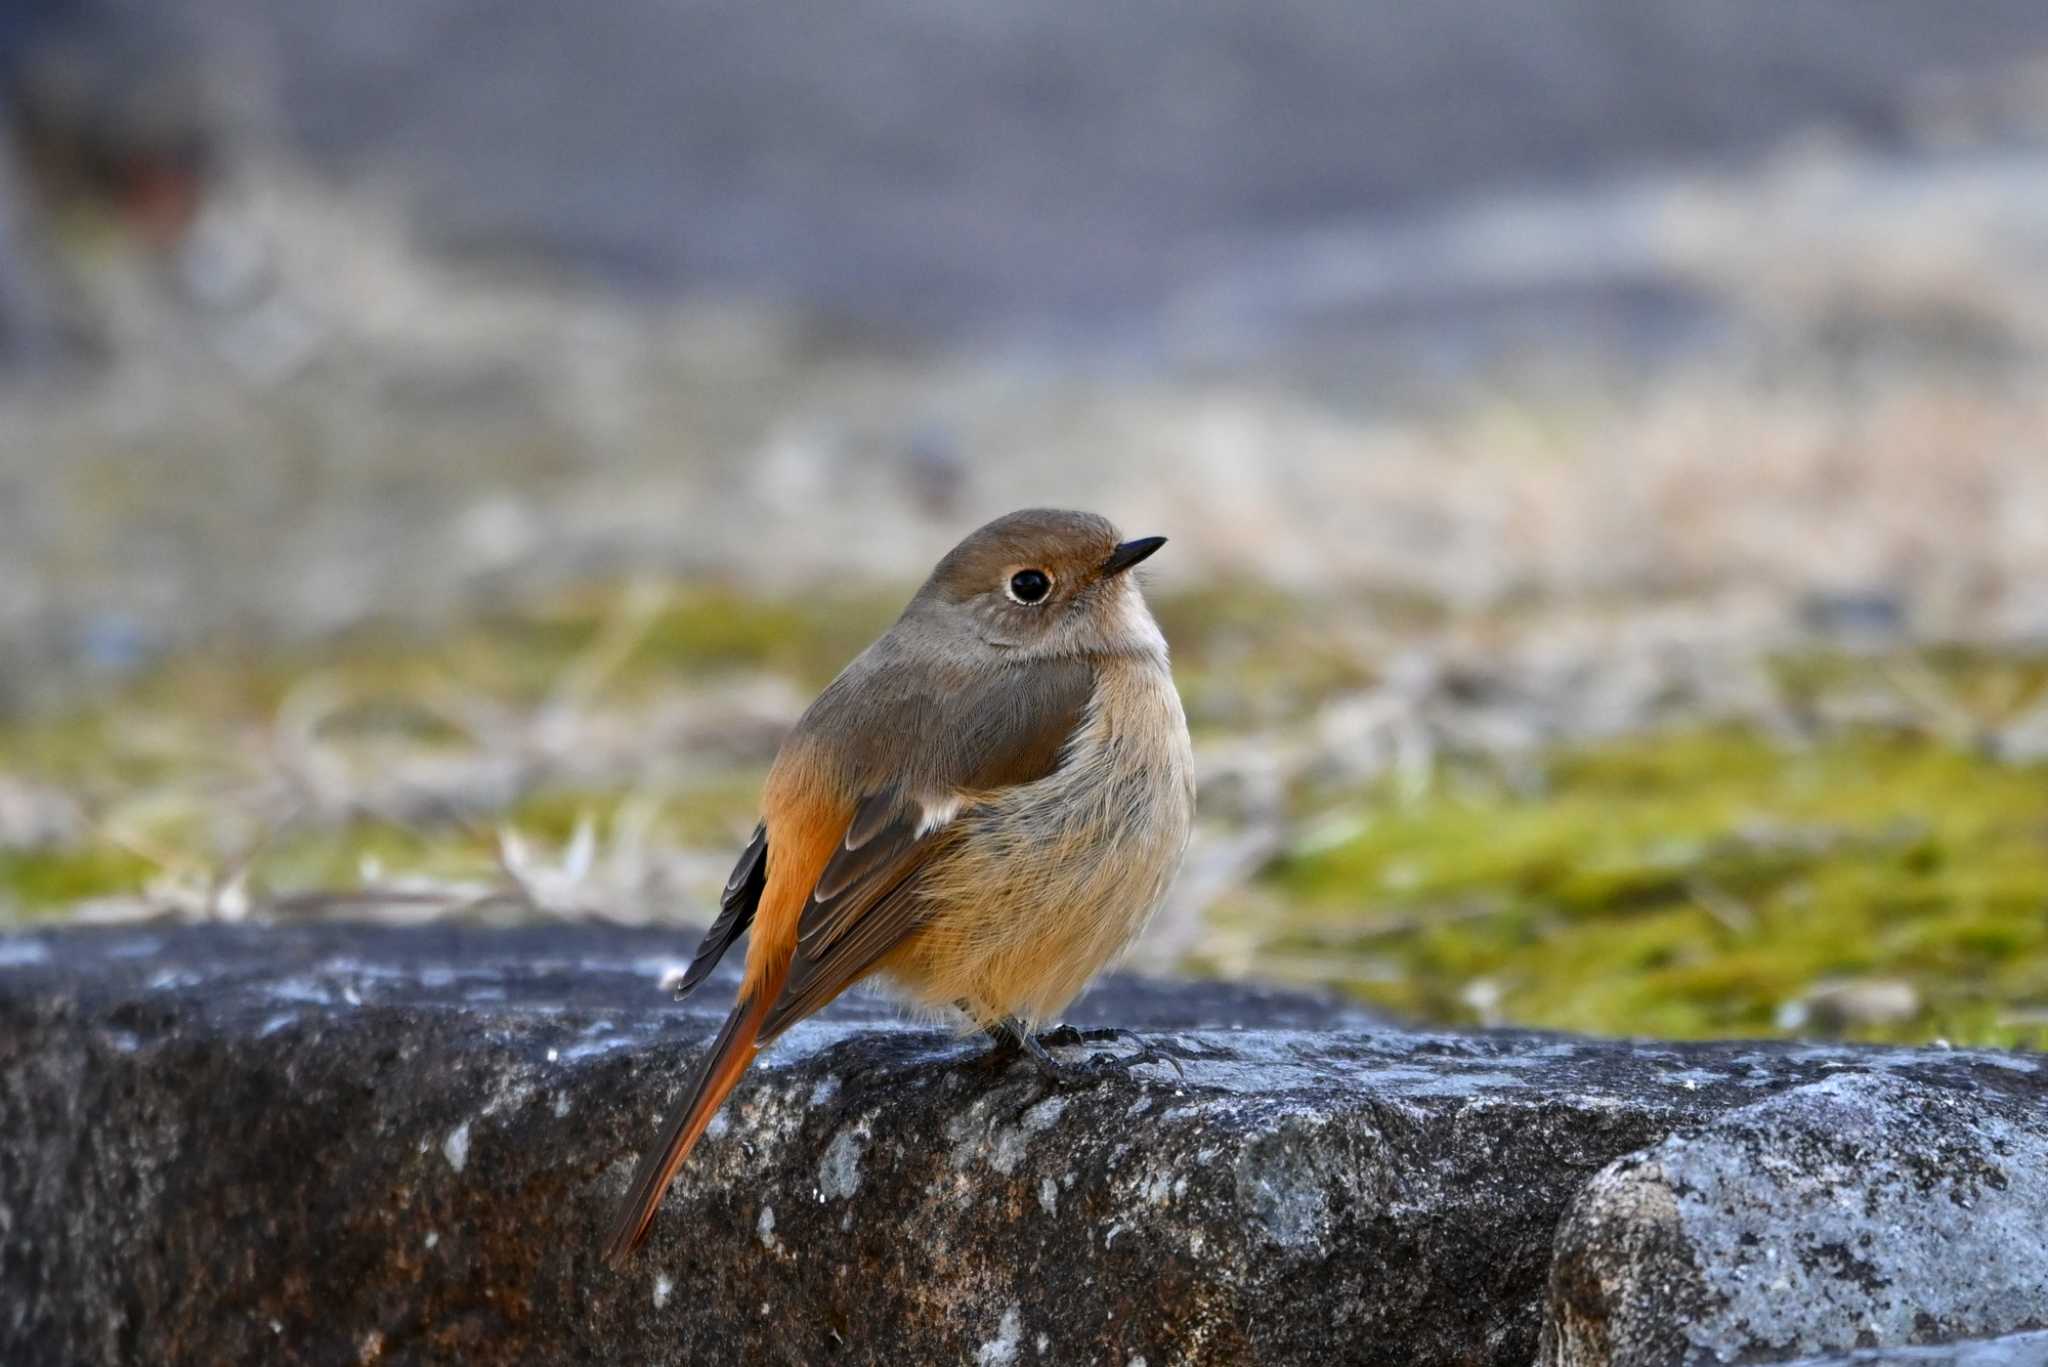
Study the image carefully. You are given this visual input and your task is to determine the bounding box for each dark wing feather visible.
[757,656,1096,1041]
[672,824,767,1000]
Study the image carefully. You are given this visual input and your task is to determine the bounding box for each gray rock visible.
[0,923,2043,1366]
[1541,1073,2048,1367]
[1783,1331,2048,1367]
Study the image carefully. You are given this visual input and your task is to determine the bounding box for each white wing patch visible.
[915,794,966,837]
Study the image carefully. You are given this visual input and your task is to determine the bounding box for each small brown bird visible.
[604,508,1195,1264]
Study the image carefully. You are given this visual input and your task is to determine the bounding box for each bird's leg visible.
[979,1014,1082,1080]
[991,1017,1186,1083]
[969,1005,1065,1078]
[976,1012,1026,1065]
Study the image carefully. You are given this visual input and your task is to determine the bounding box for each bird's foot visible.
[991,1020,1186,1084]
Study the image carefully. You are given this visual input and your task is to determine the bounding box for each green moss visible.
[1235,726,2048,1046]
[1769,646,2048,729]
[0,845,158,914]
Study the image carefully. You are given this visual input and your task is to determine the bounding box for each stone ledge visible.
[1784,1335,2048,1367]
[1542,1072,2048,1367]
[0,924,2042,1365]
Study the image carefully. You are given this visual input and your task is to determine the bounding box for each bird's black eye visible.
[1006,568,1053,605]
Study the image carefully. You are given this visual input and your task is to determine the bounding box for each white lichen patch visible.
[1038,1176,1059,1216]
[808,1075,841,1108]
[1233,1126,1335,1251]
[442,1122,471,1173]
[990,1095,1069,1176]
[975,1305,1022,1367]
[1138,1168,1176,1206]
[559,1036,633,1062]
[653,1274,673,1309]
[819,1122,869,1200]
[479,1075,538,1119]
[1022,1096,1069,1132]
[756,1204,780,1252]
[424,1231,439,1249]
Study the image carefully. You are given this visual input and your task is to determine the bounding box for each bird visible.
[604,507,1196,1265]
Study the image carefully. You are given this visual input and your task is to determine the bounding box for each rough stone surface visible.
[0,924,2044,1366]
[1541,1075,2048,1367]
[1783,1333,2048,1367]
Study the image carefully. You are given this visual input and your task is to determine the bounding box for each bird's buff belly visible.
[878,663,1195,1027]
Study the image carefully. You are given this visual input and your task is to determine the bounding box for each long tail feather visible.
[603,976,780,1266]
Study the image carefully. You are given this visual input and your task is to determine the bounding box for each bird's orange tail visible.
[602,971,782,1266]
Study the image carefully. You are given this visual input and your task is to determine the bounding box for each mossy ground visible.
[1219,726,2048,1047]
[2,585,2045,1049]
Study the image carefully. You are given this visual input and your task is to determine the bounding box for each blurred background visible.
[4,0,2048,1045]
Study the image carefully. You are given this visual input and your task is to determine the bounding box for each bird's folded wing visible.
[759,656,1096,1041]
[760,790,948,1038]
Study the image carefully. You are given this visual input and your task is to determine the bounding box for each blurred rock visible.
[1777,978,1924,1033]
[1542,1073,2048,1367]
[1,923,2044,1365]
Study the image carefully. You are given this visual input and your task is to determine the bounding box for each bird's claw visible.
[1016,1023,1187,1084]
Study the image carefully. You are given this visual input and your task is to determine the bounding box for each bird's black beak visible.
[1100,536,1167,577]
